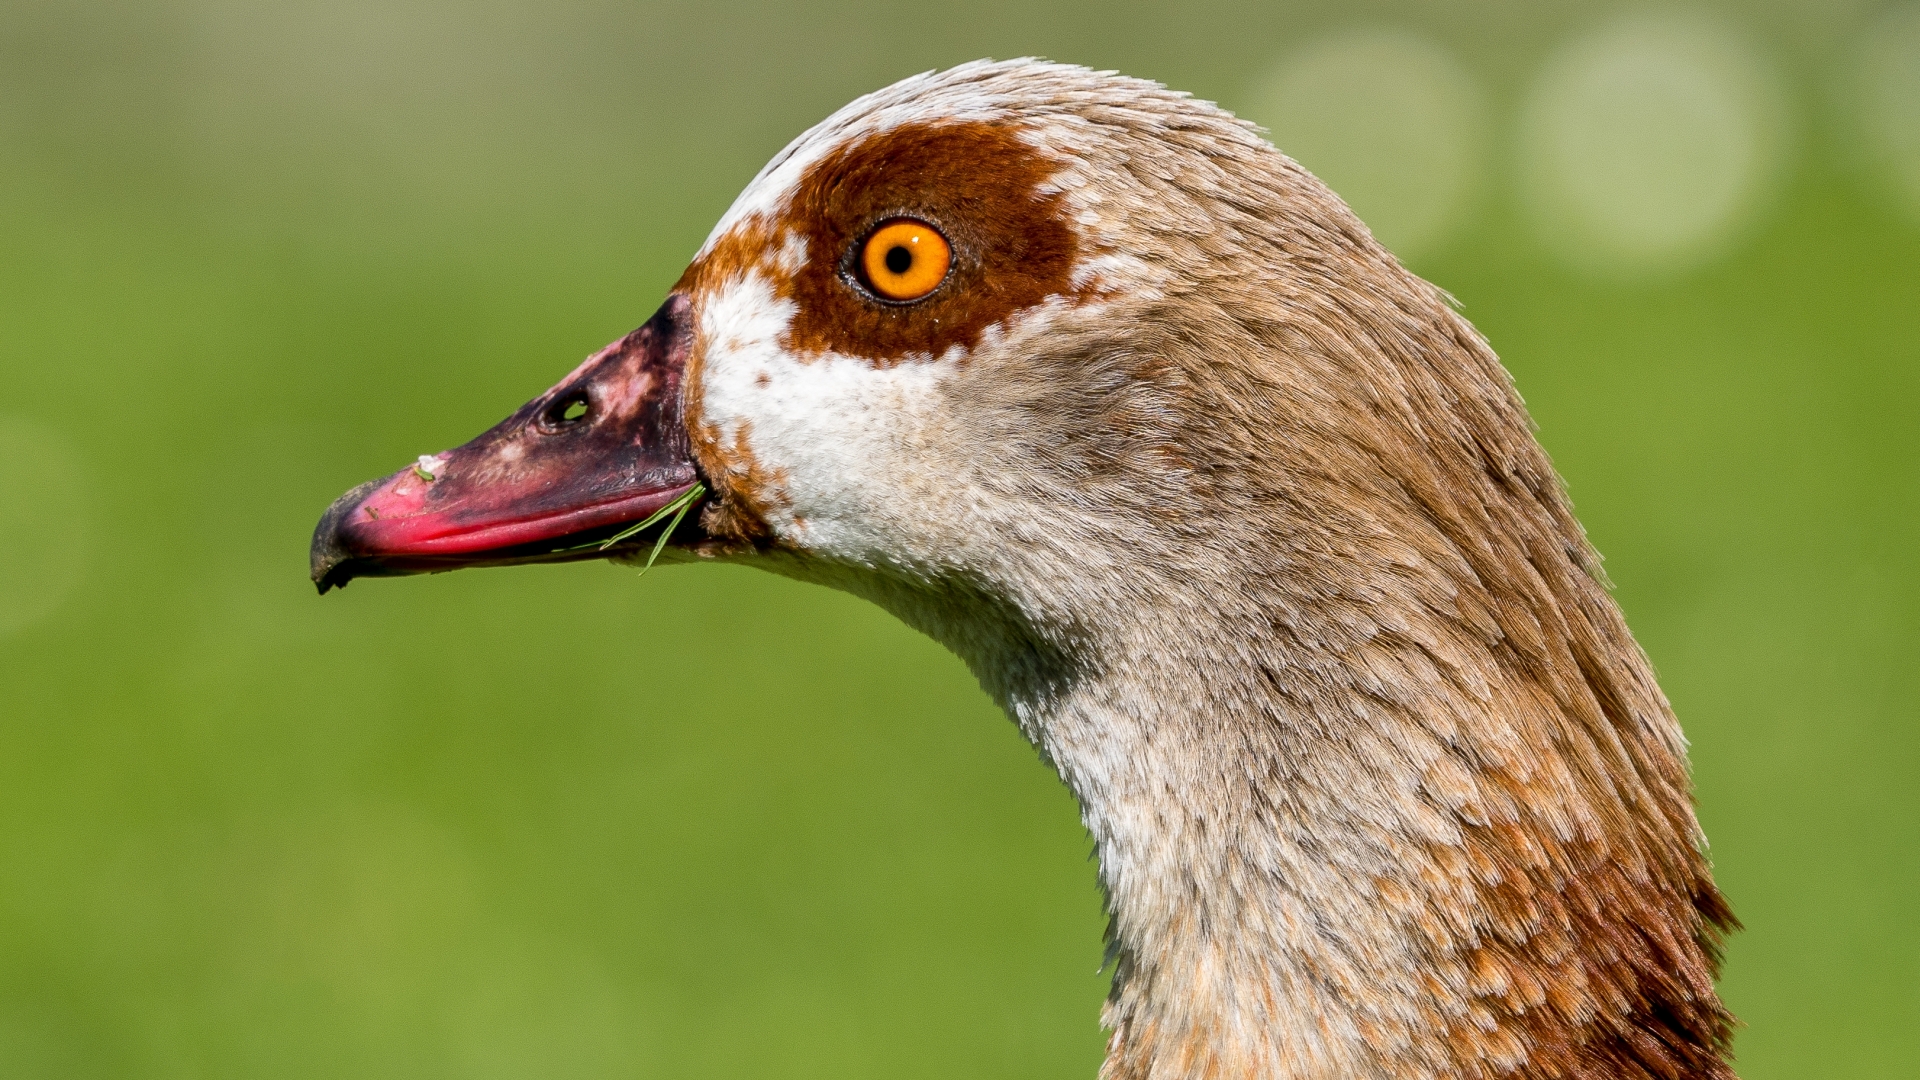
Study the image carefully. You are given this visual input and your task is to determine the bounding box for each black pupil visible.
[884,245,913,275]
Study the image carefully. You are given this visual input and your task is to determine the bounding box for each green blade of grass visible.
[635,487,701,576]
[596,482,706,567]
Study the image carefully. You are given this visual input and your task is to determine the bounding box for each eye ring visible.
[856,219,952,302]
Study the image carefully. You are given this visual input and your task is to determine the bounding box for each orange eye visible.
[860,219,951,301]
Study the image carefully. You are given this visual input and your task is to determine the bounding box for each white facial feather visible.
[697,269,953,568]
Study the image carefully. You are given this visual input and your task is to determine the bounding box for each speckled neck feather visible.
[671,60,1737,1080]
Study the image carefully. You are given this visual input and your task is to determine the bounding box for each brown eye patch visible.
[773,120,1083,365]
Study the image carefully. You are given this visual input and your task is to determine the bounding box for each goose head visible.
[312,60,1736,1080]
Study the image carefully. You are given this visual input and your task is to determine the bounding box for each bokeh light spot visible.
[1854,4,1920,224]
[0,416,88,640]
[1518,12,1788,275]
[1243,28,1488,261]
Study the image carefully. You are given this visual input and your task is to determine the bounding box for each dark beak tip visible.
[310,475,389,595]
[313,564,351,595]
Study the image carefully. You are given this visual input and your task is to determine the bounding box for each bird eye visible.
[859,219,951,302]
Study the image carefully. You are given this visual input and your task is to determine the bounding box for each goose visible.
[310,60,1737,1080]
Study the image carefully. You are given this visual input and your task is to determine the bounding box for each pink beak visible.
[311,294,703,593]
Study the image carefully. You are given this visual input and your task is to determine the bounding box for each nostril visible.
[542,391,591,430]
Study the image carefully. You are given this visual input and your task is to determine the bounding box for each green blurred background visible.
[1,0,1915,1076]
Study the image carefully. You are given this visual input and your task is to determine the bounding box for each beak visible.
[311,293,703,593]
